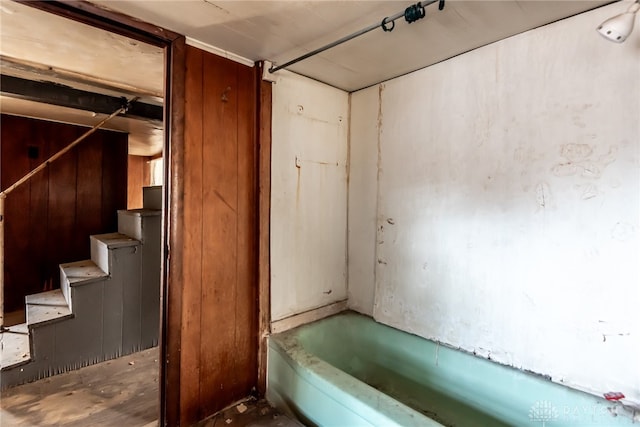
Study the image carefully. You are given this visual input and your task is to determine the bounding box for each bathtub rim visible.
[268,333,444,427]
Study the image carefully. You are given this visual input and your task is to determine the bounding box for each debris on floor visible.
[194,398,303,427]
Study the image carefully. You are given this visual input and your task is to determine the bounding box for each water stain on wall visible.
[552,144,617,179]
[561,143,592,160]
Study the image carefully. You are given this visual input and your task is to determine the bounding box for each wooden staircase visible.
[0,186,161,389]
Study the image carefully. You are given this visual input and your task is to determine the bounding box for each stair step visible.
[90,233,140,274]
[60,260,109,310]
[118,209,161,242]
[61,260,108,286]
[91,232,140,248]
[0,323,30,370]
[26,289,72,328]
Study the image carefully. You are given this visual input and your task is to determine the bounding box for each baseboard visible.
[271,300,348,334]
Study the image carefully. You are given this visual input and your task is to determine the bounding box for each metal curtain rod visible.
[269,0,443,74]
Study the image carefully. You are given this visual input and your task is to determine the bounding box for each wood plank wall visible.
[175,46,258,425]
[127,155,152,209]
[1,114,127,312]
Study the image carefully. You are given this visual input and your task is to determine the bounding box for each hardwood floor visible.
[1,346,302,427]
[1,347,159,426]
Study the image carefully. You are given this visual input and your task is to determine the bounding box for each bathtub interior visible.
[271,311,635,427]
[295,313,508,426]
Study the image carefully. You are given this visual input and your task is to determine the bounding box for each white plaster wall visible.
[349,4,640,402]
[347,86,380,316]
[271,71,349,321]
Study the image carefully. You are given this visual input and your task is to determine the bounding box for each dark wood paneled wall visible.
[172,46,258,425]
[127,155,151,209]
[1,114,128,312]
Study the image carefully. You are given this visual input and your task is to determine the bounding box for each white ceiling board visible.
[89,0,614,92]
[0,96,163,157]
[287,1,616,91]
[0,0,164,96]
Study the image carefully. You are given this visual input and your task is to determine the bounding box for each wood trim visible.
[163,37,186,427]
[16,1,181,46]
[256,62,272,396]
[186,37,254,67]
[271,300,349,334]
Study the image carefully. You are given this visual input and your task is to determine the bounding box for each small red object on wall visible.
[604,392,625,401]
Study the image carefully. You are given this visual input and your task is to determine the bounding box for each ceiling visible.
[90,0,614,92]
[0,1,164,156]
[1,97,164,156]
[0,0,617,156]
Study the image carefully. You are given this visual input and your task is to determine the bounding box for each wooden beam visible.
[1,55,163,99]
[0,75,163,122]
[15,1,181,47]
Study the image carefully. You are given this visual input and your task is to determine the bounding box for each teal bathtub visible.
[267,312,636,426]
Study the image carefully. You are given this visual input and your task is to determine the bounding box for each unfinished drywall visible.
[271,71,349,322]
[349,4,640,404]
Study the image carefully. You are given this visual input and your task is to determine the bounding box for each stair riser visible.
[117,211,161,348]
[90,238,110,274]
[118,214,144,241]
[143,186,162,210]
[60,269,72,310]
[59,282,105,367]
[139,220,161,349]
[106,246,142,355]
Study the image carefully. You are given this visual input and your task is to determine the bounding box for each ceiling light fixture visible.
[596,0,640,43]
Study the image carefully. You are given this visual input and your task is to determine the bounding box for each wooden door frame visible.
[256,65,272,396]
[11,1,272,425]
[14,3,183,425]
